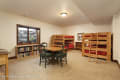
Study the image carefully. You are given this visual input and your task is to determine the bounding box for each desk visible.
[0,49,8,80]
[45,47,62,52]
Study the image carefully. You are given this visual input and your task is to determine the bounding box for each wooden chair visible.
[55,46,68,67]
[41,42,48,47]
[39,44,52,68]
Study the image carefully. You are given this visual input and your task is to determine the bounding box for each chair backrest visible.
[39,44,48,53]
[38,44,43,53]
[41,42,48,48]
[60,45,68,56]
[61,45,67,52]
[58,49,67,57]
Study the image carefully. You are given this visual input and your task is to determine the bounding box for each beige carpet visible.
[8,50,120,80]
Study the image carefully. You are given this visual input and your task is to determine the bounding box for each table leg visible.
[5,55,8,80]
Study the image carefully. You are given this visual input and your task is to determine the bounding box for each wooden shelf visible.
[90,48,97,51]
[51,35,74,49]
[98,41,107,45]
[97,55,108,59]
[97,48,107,51]
[98,37,107,40]
[64,38,74,40]
[90,54,97,58]
[53,40,63,42]
[82,32,111,61]
[83,53,90,56]
[16,44,40,58]
[84,47,90,50]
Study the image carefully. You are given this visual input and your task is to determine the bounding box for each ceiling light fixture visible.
[60,13,68,17]
[59,10,69,17]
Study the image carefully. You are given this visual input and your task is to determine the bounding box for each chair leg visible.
[60,58,63,67]
[65,57,67,64]
[40,56,41,65]
[45,57,47,68]
[56,57,59,64]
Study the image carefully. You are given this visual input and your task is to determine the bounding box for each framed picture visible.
[77,33,83,41]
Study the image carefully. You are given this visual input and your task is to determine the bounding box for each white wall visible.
[0,11,112,58]
[63,23,112,42]
[0,11,63,57]
[112,11,120,64]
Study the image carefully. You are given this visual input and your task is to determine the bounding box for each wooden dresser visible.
[0,49,8,80]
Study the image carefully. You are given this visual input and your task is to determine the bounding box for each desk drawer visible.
[0,56,6,65]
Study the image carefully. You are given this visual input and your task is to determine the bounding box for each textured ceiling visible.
[0,0,120,26]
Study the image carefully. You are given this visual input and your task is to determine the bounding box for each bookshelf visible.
[82,32,111,61]
[15,44,40,58]
[51,35,74,49]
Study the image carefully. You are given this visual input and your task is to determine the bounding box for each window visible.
[17,24,40,45]
[77,33,83,41]
[29,28,37,43]
[18,27,28,44]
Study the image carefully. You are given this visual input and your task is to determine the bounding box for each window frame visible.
[17,24,40,45]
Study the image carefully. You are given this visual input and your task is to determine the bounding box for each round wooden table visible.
[45,47,62,52]
[45,47,62,64]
